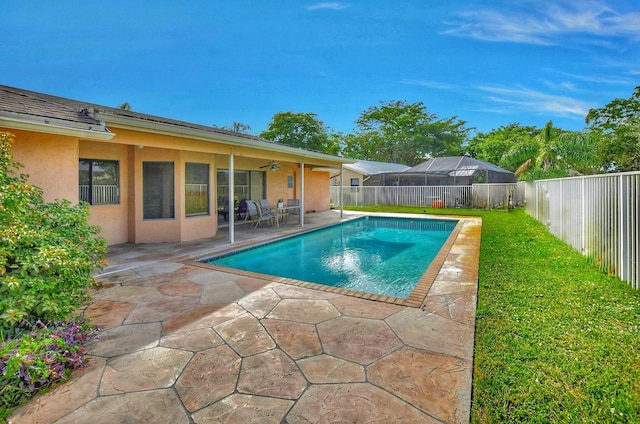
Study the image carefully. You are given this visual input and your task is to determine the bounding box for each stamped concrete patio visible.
[10,210,481,424]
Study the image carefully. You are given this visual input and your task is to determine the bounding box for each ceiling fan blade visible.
[260,161,279,169]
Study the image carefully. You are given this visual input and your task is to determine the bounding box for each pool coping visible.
[190,215,465,308]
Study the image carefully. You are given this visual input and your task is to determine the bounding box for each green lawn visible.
[346,206,640,423]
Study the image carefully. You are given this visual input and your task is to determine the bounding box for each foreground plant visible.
[0,132,107,420]
[0,320,99,420]
[0,131,107,334]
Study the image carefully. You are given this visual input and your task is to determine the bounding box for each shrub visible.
[0,319,99,419]
[0,131,107,335]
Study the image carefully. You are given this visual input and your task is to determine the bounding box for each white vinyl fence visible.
[330,184,522,209]
[523,172,640,290]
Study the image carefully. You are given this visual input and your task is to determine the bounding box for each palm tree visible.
[503,121,598,178]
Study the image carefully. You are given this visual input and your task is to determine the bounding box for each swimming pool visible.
[202,216,458,299]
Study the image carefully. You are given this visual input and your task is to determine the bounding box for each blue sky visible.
[3,1,639,137]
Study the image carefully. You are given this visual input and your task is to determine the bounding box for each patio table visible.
[272,205,300,227]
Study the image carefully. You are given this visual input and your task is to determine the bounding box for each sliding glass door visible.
[216,169,265,210]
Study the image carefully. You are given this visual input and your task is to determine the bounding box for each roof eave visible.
[101,113,354,164]
[0,113,114,141]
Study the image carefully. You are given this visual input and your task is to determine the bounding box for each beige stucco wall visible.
[4,129,78,203]
[3,125,344,245]
[131,147,182,243]
[79,140,130,245]
[218,159,332,212]
[302,167,331,212]
[332,168,365,187]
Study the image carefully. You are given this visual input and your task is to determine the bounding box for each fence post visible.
[535,181,539,221]
[619,174,627,282]
[581,177,586,254]
[560,179,564,240]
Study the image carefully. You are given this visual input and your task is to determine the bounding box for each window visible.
[143,162,174,219]
[185,163,209,216]
[350,178,360,186]
[79,159,119,205]
[287,175,294,189]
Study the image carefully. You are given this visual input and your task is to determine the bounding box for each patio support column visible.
[340,164,344,218]
[300,160,305,227]
[228,153,235,243]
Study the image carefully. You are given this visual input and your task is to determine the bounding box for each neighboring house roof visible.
[0,85,353,164]
[344,160,410,176]
[406,156,514,176]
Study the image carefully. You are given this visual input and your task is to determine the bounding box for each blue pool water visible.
[205,216,457,299]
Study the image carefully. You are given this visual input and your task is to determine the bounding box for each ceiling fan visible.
[260,160,280,172]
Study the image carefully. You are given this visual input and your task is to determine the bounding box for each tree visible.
[215,121,252,134]
[118,102,132,111]
[259,112,339,155]
[346,100,469,166]
[501,121,599,180]
[586,86,640,172]
[465,123,537,167]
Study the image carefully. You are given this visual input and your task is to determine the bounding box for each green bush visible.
[0,131,107,335]
[0,319,99,419]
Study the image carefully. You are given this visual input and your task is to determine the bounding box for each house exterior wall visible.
[265,162,297,204]
[332,168,364,187]
[79,140,130,245]
[5,129,78,203]
[302,167,331,212]
[2,124,343,245]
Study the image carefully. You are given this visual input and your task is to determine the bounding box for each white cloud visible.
[443,1,640,47]
[476,84,592,117]
[543,80,578,91]
[399,79,460,90]
[545,68,636,86]
[307,2,348,11]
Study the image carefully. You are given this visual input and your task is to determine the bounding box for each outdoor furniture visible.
[286,199,301,224]
[236,199,249,220]
[274,204,291,226]
[259,198,272,213]
[217,199,231,221]
[248,200,276,227]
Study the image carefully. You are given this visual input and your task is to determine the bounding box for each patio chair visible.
[259,198,272,213]
[249,200,276,227]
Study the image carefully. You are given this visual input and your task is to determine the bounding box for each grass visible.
[346,205,640,423]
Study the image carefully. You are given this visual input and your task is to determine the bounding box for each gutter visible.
[0,113,114,141]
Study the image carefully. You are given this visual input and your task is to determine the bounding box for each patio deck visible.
[9,210,481,424]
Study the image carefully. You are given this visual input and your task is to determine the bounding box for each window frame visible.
[142,161,175,220]
[79,159,120,205]
[185,162,210,217]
